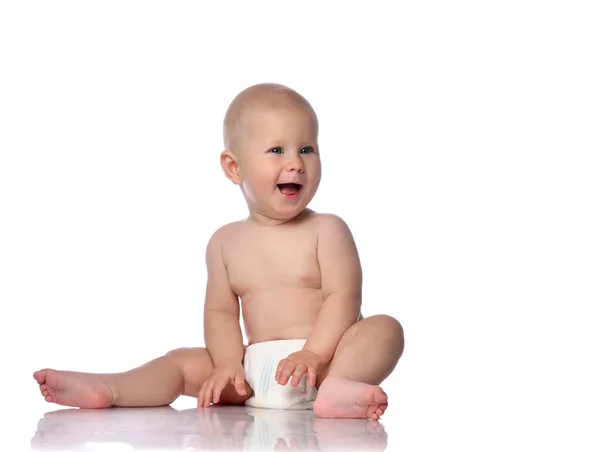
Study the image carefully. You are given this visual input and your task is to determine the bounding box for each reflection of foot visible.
[313,417,388,450]
[33,369,114,408]
[312,417,386,436]
[244,405,388,451]
[31,406,183,450]
[313,376,388,420]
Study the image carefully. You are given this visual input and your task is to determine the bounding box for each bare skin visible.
[34,313,401,420]
[34,83,405,420]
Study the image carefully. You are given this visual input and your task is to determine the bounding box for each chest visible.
[223,230,321,295]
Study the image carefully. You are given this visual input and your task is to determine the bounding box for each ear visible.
[220,150,242,185]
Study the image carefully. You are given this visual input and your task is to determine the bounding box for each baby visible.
[33,83,405,420]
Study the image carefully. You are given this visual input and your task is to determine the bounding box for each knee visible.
[165,347,213,367]
[165,347,206,365]
[370,314,404,346]
[165,347,189,358]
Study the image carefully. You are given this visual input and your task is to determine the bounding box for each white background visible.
[1,1,599,450]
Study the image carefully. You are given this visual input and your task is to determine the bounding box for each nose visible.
[285,155,305,173]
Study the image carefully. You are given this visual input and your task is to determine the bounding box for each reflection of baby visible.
[31,406,388,451]
[245,407,388,451]
[33,83,405,419]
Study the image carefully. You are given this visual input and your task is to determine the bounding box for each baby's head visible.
[221,83,321,225]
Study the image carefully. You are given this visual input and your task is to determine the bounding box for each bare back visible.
[220,210,326,344]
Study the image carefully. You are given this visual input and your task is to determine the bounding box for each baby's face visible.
[235,103,321,223]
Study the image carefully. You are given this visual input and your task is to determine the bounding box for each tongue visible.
[280,184,299,195]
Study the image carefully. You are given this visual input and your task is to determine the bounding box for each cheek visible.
[314,172,322,188]
[244,167,277,192]
[308,161,322,183]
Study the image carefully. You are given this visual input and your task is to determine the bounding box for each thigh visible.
[169,346,250,405]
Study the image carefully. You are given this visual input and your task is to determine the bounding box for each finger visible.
[307,366,317,387]
[290,364,307,387]
[277,362,290,384]
[212,380,227,404]
[279,362,297,385]
[285,363,300,385]
[233,373,247,396]
[198,383,206,407]
[275,359,287,381]
[198,383,208,407]
[203,382,214,407]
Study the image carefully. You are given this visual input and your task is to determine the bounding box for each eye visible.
[270,147,283,154]
[300,146,314,155]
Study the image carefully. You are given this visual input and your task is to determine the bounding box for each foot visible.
[313,376,388,420]
[33,369,114,409]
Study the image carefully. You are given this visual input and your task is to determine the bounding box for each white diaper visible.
[243,339,318,410]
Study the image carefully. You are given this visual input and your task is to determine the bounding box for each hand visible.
[275,350,324,388]
[198,361,247,408]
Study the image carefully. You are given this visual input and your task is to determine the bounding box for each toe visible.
[374,390,387,404]
[367,405,378,418]
[33,370,47,384]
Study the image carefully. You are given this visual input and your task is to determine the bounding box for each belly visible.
[241,289,323,344]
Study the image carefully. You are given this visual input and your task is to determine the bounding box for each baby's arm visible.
[302,214,362,365]
[199,228,248,405]
[203,228,244,364]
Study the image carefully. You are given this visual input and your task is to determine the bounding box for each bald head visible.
[223,83,318,152]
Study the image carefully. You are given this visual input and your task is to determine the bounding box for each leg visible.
[33,347,253,408]
[313,314,404,420]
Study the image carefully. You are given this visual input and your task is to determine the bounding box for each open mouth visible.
[277,183,302,196]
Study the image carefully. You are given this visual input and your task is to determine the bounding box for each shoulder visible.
[312,213,361,266]
[309,212,354,238]
[206,220,245,251]
[312,212,351,228]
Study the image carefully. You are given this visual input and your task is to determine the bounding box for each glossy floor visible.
[30,404,388,451]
